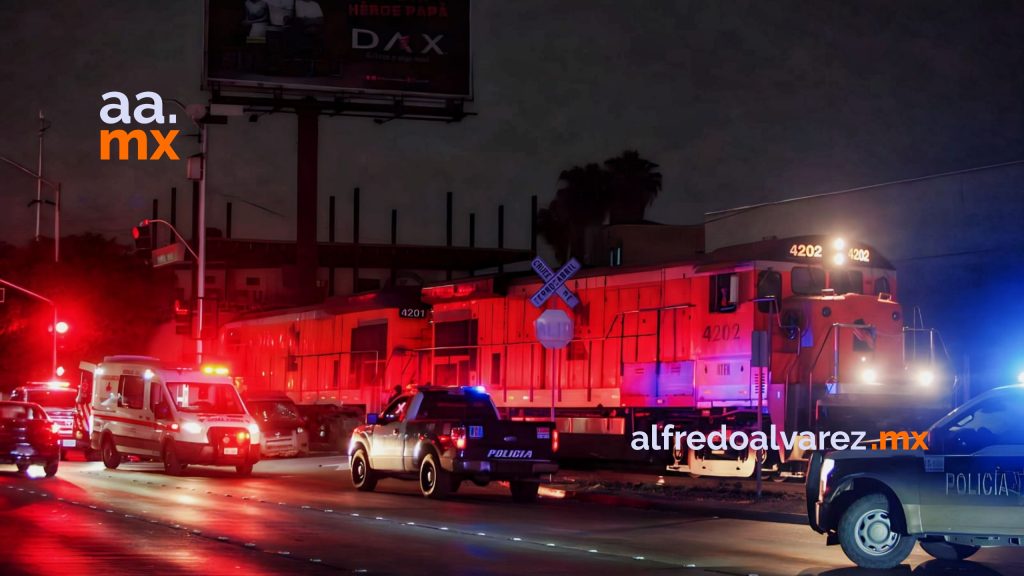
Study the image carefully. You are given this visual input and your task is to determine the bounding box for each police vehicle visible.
[807,384,1024,569]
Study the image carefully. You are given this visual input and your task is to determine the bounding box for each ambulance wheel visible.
[163,442,184,476]
[236,463,253,477]
[44,457,58,477]
[510,481,539,504]
[419,453,451,499]
[838,493,915,569]
[919,539,980,561]
[16,462,29,473]
[101,437,121,469]
[350,448,377,492]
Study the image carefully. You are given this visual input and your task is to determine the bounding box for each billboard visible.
[205,0,471,98]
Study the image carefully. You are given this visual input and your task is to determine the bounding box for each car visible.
[296,403,363,452]
[348,386,559,502]
[0,401,60,477]
[806,384,1024,569]
[246,394,310,458]
[10,381,81,459]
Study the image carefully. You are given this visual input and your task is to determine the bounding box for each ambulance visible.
[79,356,261,476]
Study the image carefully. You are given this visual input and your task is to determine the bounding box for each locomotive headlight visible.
[832,253,846,266]
[832,238,846,251]
[859,367,879,385]
[915,369,936,386]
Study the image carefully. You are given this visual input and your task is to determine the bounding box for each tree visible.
[0,234,176,392]
[537,150,662,260]
[604,150,662,225]
[537,163,608,261]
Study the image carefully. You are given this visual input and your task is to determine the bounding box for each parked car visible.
[245,394,310,458]
[10,381,81,459]
[296,403,363,452]
[0,401,60,477]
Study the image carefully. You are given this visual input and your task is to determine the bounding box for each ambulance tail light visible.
[450,426,467,450]
[236,431,250,443]
[170,422,179,431]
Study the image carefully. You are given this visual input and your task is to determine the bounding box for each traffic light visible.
[132,224,152,253]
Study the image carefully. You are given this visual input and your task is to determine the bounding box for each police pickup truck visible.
[348,386,558,502]
[807,384,1024,569]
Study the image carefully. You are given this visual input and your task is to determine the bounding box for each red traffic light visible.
[132,226,141,240]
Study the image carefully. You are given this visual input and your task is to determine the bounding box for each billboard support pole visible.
[296,103,319,304]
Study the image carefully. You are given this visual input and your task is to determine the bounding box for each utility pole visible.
[35,111,48,241]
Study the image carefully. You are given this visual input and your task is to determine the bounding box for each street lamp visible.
[1,155,62,263]
[0,277,61,378]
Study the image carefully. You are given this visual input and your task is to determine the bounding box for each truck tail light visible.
[236,431,249,443]
[552,430,560,453]
[50,423,62,435]
[451,426,467,450]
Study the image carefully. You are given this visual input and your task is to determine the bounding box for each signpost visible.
[530,257,580,421]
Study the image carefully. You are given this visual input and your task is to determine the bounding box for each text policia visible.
[631,424,929,453]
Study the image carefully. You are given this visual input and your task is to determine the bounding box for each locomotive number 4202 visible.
[703,323,740,342]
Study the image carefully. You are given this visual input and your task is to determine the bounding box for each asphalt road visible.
[0,456,1021,576]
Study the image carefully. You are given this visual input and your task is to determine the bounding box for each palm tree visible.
[536,151,661,261]
[604,150,662,224]
[537,163,607,261]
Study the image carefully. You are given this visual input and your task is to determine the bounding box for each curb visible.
[542,486,807,526]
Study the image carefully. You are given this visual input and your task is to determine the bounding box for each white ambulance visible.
[80,356,261,476]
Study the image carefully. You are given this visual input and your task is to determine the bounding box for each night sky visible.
[0,1,1022,250]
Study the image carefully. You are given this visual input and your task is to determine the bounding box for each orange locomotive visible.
[220,235,953,478]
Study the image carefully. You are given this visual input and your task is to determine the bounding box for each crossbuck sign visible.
[529,257,581,309]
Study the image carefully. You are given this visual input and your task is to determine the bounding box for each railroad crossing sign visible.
[530,257,581,309]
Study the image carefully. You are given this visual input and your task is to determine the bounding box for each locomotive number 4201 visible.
[703,323,740,342]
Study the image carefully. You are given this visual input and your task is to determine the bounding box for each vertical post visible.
[54,183,61,263]
[150,197,158,250]
[468,213,475,247]
[497,204,505,273]
[196,122,208,364]
[353,187,360,290]
[296,105,319,305]
[226,202,233,239]
[530,195,537,254]
[445,191,453,280]
[52,306,58,378]
[170,186,177,244]
[328,195,335,296]
[390,209,398,283]
[36,110,44,241]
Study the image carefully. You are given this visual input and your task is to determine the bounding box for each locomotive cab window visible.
[756,270,781,313]
[709,273,739,313]
[874,275,891,296]
[829,270,863,295]
[791,266,825,295]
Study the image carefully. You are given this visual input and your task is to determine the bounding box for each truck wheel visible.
[350,448,378,492]
[236,463,254,477]
[838,493,915,569]
[919,540,979,561]
[101,437,121,470]
[44,457,59,477]
[419,453,451,499]
[510,481,539,504]
[163,442,184,476]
